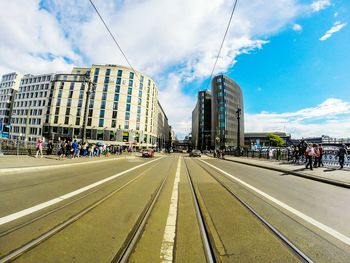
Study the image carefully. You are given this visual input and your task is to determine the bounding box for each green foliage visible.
[266,133,285,147]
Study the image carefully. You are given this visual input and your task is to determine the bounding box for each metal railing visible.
[225,148,350,168]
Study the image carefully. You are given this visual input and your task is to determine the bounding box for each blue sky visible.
[0,0,349,139]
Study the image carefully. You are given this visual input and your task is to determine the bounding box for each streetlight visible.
[236,107,241,156]
[81,72,96,143]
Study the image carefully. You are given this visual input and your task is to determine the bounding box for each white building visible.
[0,72,22,138]
[10,73,54,141]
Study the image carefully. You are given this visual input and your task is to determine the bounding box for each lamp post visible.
[236,107,241,156]
[81,73,96,143]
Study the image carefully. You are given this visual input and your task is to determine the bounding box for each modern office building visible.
[10,73,54,141]
[0,72,23,138]
[157,102,170,150]
[211,75,244,149]
[191,90,212,150]
[43,64,161,148]
[4,64,169,148]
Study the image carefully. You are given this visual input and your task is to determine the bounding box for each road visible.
[0,154,349,262]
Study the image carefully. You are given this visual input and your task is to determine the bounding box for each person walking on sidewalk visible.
[338,145,347,169]
[305,143,315,170]
[313,144,320,168]
[35,138,44,158]
[318,144,324,167]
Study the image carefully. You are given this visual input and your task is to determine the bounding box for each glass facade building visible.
[211,75,244,149]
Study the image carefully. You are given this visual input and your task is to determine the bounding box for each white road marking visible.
[160,157,181,262]
[0,157,164,226]
[200,159,350,246]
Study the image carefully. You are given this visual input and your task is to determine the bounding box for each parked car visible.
[189,149,201,157]
[142,149,154,157]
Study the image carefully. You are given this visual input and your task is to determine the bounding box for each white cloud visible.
[310,0,331,12]
[292,23,303,31]
[319,21,347,41]
[245,98,350,138]
[0,0,81,75]
[0,0,330,138]
[334,12,339,17]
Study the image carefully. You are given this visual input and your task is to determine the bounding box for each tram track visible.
[184,157,313,263]
[0,158,167,263]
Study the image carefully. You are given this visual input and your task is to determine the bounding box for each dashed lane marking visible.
[200,159,350,246]
[0,157,164,226]
[160,157,181,262]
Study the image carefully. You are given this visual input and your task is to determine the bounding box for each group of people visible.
[291,141,348,170]
[304,143,324,170]
[56,139,123,160]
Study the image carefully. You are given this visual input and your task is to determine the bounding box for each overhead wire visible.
[88,0,140,81]
[207,0,238,89]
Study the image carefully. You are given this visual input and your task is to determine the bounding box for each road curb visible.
[222,158,350,189]
[0,156,135,175]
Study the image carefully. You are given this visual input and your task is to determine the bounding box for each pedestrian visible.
[47,140,53,155]
[35,138,44,158]
[72,140,79,158]
[305,143,315,170]
[338,145,347,169]
[58,140,66,160]
[318,144,324,167]
[313,144,320,168]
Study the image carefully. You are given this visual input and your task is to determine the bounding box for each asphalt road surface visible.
[0,154,349,262]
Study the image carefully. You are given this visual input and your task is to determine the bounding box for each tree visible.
[266,133,285,147]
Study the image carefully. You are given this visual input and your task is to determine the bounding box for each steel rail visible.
[0,161,161,263]
[194,159,314,263]
[113,163,172,263]
[183,158,216,263]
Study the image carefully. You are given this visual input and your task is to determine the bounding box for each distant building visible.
[211,75,244,149]
[157,101,170,149]
[191,90,212,150]
[10,73,54,142]
[3,64,170,148]
[245,132,291,149]
[0,72,23,138]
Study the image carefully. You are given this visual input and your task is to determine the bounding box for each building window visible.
[99,119,104,127]
[65,117,69,125]
[129,72,134,79]
[94,68,100,75]
[54,116,58,124]
[102,92,107,100]
[113,102,118,110]
[114,94,119,101]
[126,104,131,112]
[129,80,133,87]
[125,112,130,120]
[127,96,131,103]
[75,117,80,125]
[115,85,120,93]
[124,121,129,130]
[87,118,92,126]
[116,78,121,85]
[117,70,122,77]
[111,119,116,128]
[128,87,132,95]
[100,110,105,118]
[101,101,106,109]
[112,111,117,118]
[106,68,111,76]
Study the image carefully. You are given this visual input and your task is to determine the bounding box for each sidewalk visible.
[223,156,350,188]
[0,154,137,174]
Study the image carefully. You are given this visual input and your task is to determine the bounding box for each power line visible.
[207,0,238,89]
[88,0,139,79]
